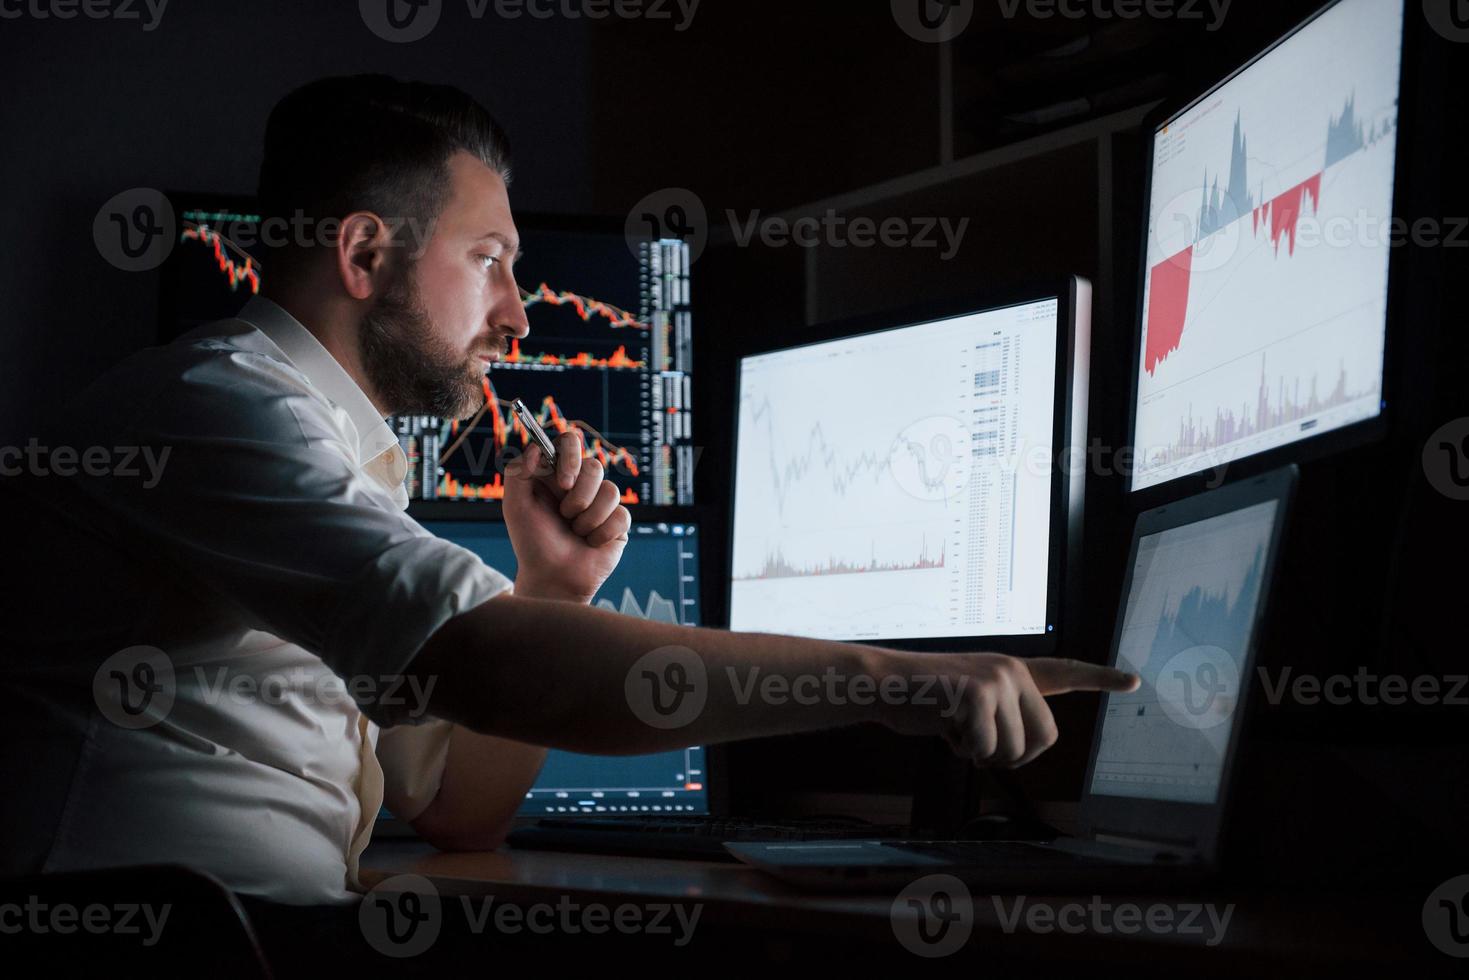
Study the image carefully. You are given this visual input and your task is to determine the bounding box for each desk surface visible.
[361,839,1443,969]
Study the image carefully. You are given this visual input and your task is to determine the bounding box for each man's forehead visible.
[441,152,515,243]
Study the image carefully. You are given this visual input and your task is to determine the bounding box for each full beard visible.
[358,264,485,420]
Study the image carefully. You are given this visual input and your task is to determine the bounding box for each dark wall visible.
[0,1,592,441]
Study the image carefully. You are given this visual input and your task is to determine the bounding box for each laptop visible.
[725,465,1298,891]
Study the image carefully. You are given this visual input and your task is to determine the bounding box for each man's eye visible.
[477,254,500,270]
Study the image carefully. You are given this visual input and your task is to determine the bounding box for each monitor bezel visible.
[724,275,1091,656]
[1124,0,1414,505]
[1078,464,1298,863]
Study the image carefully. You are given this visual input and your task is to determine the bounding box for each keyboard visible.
[506,815,927,862]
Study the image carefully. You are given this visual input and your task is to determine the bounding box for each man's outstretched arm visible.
[406,589,1137,762]
[397,431,1138,846]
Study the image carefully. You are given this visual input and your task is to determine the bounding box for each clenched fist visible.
[502,428,631,603]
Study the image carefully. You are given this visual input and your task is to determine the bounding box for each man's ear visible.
[335,211,392,301]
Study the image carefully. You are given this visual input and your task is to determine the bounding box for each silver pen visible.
[510,398,558,467]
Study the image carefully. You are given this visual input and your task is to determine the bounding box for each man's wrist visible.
[513,573,594,604]
[859,646,918,730]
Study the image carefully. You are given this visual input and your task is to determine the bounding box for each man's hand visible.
[877,652,1141,769]
[502,428,631,602]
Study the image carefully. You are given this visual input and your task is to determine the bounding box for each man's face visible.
[358,150,529,420]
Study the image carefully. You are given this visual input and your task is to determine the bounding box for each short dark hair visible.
[257,74,512,267]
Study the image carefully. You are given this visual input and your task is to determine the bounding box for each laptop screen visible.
[1089,500,1279,805]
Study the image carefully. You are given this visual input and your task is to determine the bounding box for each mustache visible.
[475,335,511,358]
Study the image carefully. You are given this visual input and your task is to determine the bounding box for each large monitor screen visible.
[1130,0,1403,491]
[158,203,696,506]
[729,297,1063,642]
[396,224,694,506]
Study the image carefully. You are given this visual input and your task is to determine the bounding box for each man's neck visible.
[262,287,391,417]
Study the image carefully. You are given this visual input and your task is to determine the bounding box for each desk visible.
[360,839,1448,972]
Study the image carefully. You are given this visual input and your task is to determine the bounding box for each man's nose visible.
[497,289,531,338]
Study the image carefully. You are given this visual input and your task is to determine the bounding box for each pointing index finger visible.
[1026,657,1141,697]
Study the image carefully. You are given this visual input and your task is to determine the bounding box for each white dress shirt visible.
[0,296,512,904]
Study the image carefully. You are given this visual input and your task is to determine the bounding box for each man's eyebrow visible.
[476,231,520,251]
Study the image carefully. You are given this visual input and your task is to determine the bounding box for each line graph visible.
[596,587,680,622]
[729,300,1059,641]
[433,375,641,502]
[500,337,646,371]
[520,282,648,329]
[179,223,260,294]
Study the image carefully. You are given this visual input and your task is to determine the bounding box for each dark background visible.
[2,1,1466,883]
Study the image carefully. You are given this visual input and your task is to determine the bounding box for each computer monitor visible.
[727,278,1090,652]
[1081,466,1296,858]
[157,203,696,507]
[157,192,264,342]
[1128,0,1405,494]
[418,518,709,815]
[395,216,695,506]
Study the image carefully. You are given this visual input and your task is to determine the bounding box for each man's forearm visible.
[410,592,893,755]
[410,724,547,850]
[411,577,585,849]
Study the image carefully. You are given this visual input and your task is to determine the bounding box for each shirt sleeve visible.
[56,342,512,728]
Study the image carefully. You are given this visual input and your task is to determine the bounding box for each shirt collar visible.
[235,295,400,468]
